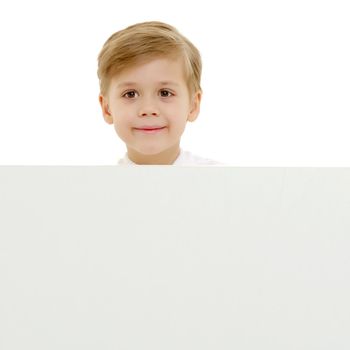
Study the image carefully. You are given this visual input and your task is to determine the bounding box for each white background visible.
[0,0,349,165]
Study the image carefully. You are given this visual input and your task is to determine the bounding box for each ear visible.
[99,94,113,124]
[187,91,202,122]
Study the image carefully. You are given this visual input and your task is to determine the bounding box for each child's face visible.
[99,57,201,164]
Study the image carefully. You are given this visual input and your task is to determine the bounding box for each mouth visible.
[134,126,167,134]
[135,126,166,130]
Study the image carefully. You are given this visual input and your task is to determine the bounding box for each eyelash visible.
[122,90,174,99]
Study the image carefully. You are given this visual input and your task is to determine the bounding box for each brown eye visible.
[160,90,173,97]
[123,91,137,98]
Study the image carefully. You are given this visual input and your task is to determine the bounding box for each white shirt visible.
[117,149,225,166]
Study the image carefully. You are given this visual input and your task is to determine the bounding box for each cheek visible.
[110,109,132,134]
[165,102,189,119]
[111,105,134,125]
[113,122,134,145]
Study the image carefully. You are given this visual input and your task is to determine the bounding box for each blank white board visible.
[0,167,349,349]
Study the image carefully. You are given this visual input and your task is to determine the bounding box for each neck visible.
[127,144,181,165]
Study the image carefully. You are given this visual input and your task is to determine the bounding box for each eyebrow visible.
[117,81,180,88]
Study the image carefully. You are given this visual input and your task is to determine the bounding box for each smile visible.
[134,126,166,134]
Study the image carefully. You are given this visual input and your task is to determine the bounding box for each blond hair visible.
[97,21,202,97]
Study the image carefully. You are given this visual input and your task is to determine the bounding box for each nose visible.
[138,97,160,117]
[140,111,159,117]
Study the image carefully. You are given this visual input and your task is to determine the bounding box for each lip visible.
[134,126,167,134]
[135,126,166,130]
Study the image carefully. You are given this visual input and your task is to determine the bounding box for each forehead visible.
[110,57,187,87]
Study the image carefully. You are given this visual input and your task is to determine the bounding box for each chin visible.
[139,148,165,155]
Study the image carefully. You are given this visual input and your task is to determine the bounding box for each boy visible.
[97,21,223,165]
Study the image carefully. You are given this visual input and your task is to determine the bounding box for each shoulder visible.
[117,153,136,165]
